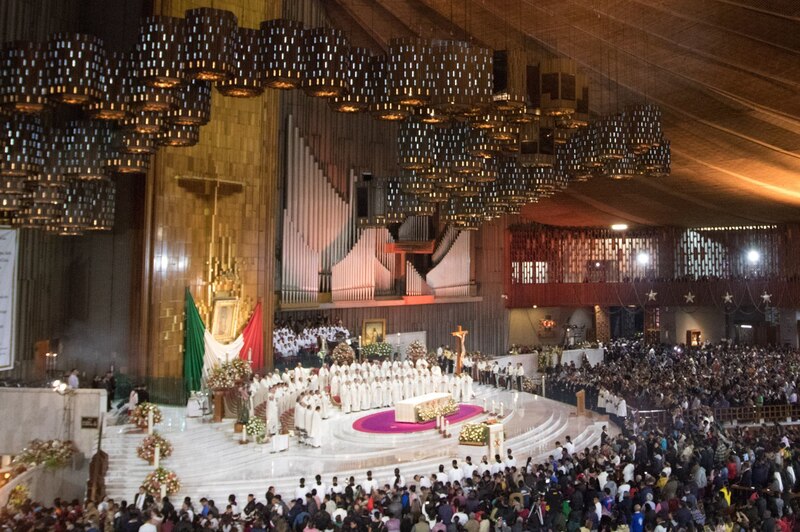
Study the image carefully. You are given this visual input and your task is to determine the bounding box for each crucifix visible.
[451,325,469,374]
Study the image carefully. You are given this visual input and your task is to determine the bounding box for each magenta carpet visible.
[352,404,484,434]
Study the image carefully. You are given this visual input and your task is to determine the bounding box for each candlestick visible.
[154,445,160,468]
[147,410,154,435]
[435,416,440,429]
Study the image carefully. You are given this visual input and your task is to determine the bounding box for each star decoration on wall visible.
[646,290,657,301]
[723,292,734,304]
[684,291,696,304]
[761,291,772,304]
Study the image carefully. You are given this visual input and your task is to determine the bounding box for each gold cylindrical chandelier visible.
[518,121,555,168]
[492,49,527,112]
[330,47,370,113]
[46,33,107,104]
[430,40,471,115]
[158,124,200,147]
[217,27,264,97]
[136,16,186,88]
[183,8,237,81]
[61,121,112,180]
[387,38,432,108]
[368,55,409,121]
[87,51,132,121]
[261,19,305,90]
[0,41,49,114]
[169,80,211,126]
[1,114,44,177]
[302,27,349,98]
[397,121,433,171]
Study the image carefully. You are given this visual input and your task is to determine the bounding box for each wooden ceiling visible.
[324,0,800,228]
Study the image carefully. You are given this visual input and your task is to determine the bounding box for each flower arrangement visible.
[459,423,489,446]
[142,467,181,496]
[129,402,163,430]
[245,416,266,437]
[415,398,458,422]
[12,439,75,470]
[7,484,29,510]
[362,342,393,359]
[331,343,355,365]
[406,340,430,364]
[206,358,252,390]
[522,377,537,394]
[136,433,173,464]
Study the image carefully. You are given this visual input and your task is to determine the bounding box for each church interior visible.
[1,0,800,529]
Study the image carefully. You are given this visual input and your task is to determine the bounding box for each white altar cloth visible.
[395,392,452,423]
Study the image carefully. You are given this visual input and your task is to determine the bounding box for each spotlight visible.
[746,249,760,264]
[595,262,601,268]
[636,252,650,266]
[611,223,628,231]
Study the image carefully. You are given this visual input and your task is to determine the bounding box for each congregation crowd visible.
[5,341,800,532]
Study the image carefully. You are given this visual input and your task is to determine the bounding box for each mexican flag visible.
[183,288,264,393]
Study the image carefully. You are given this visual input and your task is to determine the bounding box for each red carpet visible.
[352,404,484,434]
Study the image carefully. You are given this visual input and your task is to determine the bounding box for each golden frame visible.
[361,318,386,346]
[211,298,239,343]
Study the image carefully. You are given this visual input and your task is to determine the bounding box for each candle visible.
[160,484,167,500]
[483,398,487,412]
[500,402,505,417]
[154,445,160,468]
[241,426,247,443]
[492,400,496,414]
[147,410,154,435]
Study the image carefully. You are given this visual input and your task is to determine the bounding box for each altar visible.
[395,392,452,423]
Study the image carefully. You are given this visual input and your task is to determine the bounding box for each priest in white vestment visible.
[308,406,323,448]
[266,394,279,435]
[341,382,352,414]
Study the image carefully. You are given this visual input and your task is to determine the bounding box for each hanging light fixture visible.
[467,129,498,160]
[183,8,237,81]
[605,154,638,180]
[468,158,499,183]
[448,124,482,176]
[626,104,662,154]
[119,131,156,154]
[465,45,493,116]
[492,49,527,112]
[125,111,166,135]
[157,124,200,147]
[413,107,449,126]
[46,33,106,104]
[558,73,589,128]
[539,58,577,116]
[1,114,44,177]
[518,120,555,168]
[105,151,151,174]
[217,27,264,97]
[563,130,592,182]
[330,47,370,113]
[0,176,26,211]
[398,121,433,171]
[137,16,186,88]
[595,114,627,161]
[487,119,519,143]
[368,55,409,121]
[387,38,432,107]
[0,41,49,114]
[129,83,176,113]
[169,79,211,126]
[399,172,435,196]
[61,121,114,180]
[261,19,305,90]
[301,27,349,98]
[86,178,115,231]
[87,51,132,121]
[430,40,471,115]
[638,138,670,177]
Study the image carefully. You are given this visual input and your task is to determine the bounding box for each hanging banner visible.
[0,229,17,371]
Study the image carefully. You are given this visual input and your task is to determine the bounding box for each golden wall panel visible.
[143,0,281,378]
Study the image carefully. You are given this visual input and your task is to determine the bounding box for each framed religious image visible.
[211,298,239,342]
[362,318,386,346]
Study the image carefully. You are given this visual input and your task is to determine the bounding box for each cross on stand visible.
[451,325,469,374]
